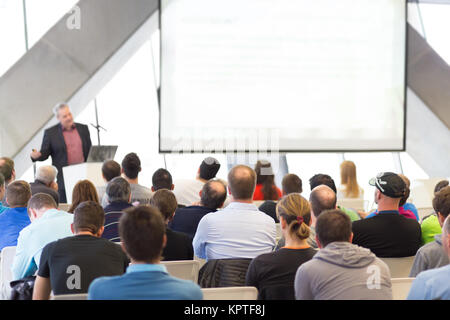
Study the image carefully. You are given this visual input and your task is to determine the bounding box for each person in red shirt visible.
[253,160,282,201]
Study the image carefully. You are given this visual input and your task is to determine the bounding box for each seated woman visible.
[68,179,100,213]
[253,160,282,201]
[245,193,317,300]
[337,160,364,200]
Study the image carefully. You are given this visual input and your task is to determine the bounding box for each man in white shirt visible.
[173,157,221,206]
[193,165,276,260]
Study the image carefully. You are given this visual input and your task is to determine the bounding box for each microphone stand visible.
[90,99,106,146]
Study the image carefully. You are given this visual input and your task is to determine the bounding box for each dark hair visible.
[434,180,449,194]
[149,189,178,221]
[0,172,5,187]
[309,174,337,193]
[282,174,303,194]
[102,160,121,182]
[68,180,100,213]
[0,160,13,182]
[119,205,166,263]
[199,157,220,180]
[152,168,173,191]
[433,186,450,219]
[201,180,227,209]
[28,193,57,213]
[106,177,131,202]
[6,180,31,207]
[255,160,279,200]
[399,186,411,207]
[228,165,257,200]
[121,153,141,180]
[73,201,105,234]
[309,185,337,218]
[315,209,352,247]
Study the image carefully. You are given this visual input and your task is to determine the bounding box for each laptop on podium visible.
[86,145,118,163]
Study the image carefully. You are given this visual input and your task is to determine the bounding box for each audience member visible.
[258,173,302,223]
[294,209,392,300]
[102,177,133,242]
[410,186,450,277]
[30,165,60,205]
[12,193,73,280]
[352,172,421,257]
[88,205,203,300]
[0,181,31,250]
[0,157,15,205]
[309,173,360,221]
[68,179,100,213]
[150,189,193,261]
[421,179,448,244]
[152,168,174,191]
[337,160,364,200]
[407,216,450,300]
[33,201,129,299]
[98,160,121,207]
[193,165,276,260]
[114,152,153,205]
[246,193,316,300]
[253,160,282,201]
[173,157,220,206]
[169,179,227,239]
[0,173,7,214]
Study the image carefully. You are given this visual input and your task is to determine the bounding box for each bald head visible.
[309,185,337,218]
[228,165,257,201]
[201,180,227,209]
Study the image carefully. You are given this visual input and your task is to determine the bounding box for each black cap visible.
[369,172,406,198]
[199,157,220,180]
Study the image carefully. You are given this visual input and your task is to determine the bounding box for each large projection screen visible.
[160,0,406,153]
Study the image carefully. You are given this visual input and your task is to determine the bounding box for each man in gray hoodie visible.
[410,186,450,277]
[294,209,392,300]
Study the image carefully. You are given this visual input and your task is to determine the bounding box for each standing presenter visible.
[30,103,92,203]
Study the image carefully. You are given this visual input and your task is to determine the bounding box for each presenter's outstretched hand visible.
[31,149,42,160]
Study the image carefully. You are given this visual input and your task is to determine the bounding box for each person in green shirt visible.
[421,214,442,244]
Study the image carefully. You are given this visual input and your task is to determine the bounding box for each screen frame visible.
[158,0,408,154]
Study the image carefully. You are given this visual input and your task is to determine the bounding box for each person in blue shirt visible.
[0,173,8,214]
[0,181,32,250]
[407,216,450,300]
[12,193,73,280]
[88,205,203,300]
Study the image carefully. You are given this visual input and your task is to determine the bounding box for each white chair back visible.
[51,293,88,300]
[0,246,16,300]
[391,277,414,300]
[161,260,200,283]
[202,286,258,300]
[58,203,71,211]
[379,256,415,278]
[336,199,367,212]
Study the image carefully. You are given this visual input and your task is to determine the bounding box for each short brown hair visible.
[6,180,31,207]
[227,165,256,200]
[282,174,303,194]
[69,180,100,213]
[73,201,105,234]
[433,186,450,219]
[149,189,177,221]
[28,193,57,213]
[119,205,166,263]
[102,160,121,182]
[315,209,352,247]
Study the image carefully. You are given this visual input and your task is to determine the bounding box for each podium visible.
[63,162,104,204]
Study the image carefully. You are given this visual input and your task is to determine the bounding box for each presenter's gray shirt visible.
[294,242,392,300]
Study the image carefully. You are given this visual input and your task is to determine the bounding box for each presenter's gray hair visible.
[106,176,131,202]
[35,165,58,185]
[53,102,70,117]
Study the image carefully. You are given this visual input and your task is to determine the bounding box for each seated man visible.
[30,165,60,205]
[170,179,227,239]
[151,168,174,192]
[410,186,450,277]
[295,209,392,300]
[102,177,133,242]
[352,172,422,257]
[407,216,450,300]
[88,205,203,300]
[0,181,31,250]
[173,157,220,206]
[98,160,121,207]
[12,193,73,280]
[420,179,448,244]
[150,189,193,261]
[193,165,276,260]
[32,201,129,299]
[258,173,303,223]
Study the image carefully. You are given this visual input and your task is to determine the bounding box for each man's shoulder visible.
[416,264,450,284]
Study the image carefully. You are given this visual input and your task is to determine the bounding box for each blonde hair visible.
[340,161,361,198]
[276,193,311,240]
